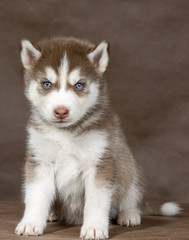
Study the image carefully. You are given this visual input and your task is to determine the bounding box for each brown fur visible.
[22,37,144,229]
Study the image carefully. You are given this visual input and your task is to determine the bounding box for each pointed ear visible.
[88,41,109,74]
[21,40,41,69]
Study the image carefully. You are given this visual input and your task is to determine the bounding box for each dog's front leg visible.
[80,168,113,240]
[15,164,55,236]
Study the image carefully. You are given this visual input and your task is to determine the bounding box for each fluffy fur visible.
[15,37,181,239]
[160,202,181,216]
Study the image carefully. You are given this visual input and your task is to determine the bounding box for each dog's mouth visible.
[53,119,68,123]
[51,118,74,128]
[51,118,73,126]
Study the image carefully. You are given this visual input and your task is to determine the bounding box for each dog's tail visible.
[141,200,182,216]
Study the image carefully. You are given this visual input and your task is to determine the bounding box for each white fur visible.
[40,81,99,127]
[80,168,113,239]
[160,202,181,216]
[88,41,109,73]
[117,209,141,227]
[15,164,55,236]
[16,124,109,236]
[28,125,109,166]
[45,67,57,84]
[69,68,81,85]
[21,40,41,69]
[59,52,69,89]
[25,56,99,128]
[25,80,39,106]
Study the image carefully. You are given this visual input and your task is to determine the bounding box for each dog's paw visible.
[80,225,109,239]
[47,211,59,222]
[15,220,45,236]
[117,209,141,227]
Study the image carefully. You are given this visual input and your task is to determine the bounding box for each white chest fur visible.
[27,125,108,196]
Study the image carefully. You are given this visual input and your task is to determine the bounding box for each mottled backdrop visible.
[0,0,188,202]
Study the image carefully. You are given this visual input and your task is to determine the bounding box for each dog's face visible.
[21,38,109,128]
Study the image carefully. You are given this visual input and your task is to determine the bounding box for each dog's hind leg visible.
[117,178,143,227]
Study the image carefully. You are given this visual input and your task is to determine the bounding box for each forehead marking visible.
[45,67,57,84]
[58,52,69,89]
[69,68,81,85]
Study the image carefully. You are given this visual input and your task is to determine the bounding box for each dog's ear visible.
[20,40,41,69]
[88,41,109,74]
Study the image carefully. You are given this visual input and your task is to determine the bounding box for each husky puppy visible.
[15,37,181,239]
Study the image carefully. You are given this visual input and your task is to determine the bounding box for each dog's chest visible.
[28,126,108,189]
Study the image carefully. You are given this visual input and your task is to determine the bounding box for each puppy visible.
[15,37,181,239]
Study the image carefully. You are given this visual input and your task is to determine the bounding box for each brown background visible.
[0,0,188,203]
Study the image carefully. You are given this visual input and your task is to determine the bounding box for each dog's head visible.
[21,37,109,128]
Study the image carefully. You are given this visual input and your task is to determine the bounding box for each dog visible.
[15,37,181,239]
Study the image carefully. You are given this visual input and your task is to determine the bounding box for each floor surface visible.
[0,202,188,240]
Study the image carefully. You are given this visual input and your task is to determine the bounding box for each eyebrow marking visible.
[68,68,81,85]
[45,67,57,84]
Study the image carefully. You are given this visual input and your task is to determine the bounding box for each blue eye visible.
[75,83,84,89]
[43,82,52,89]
